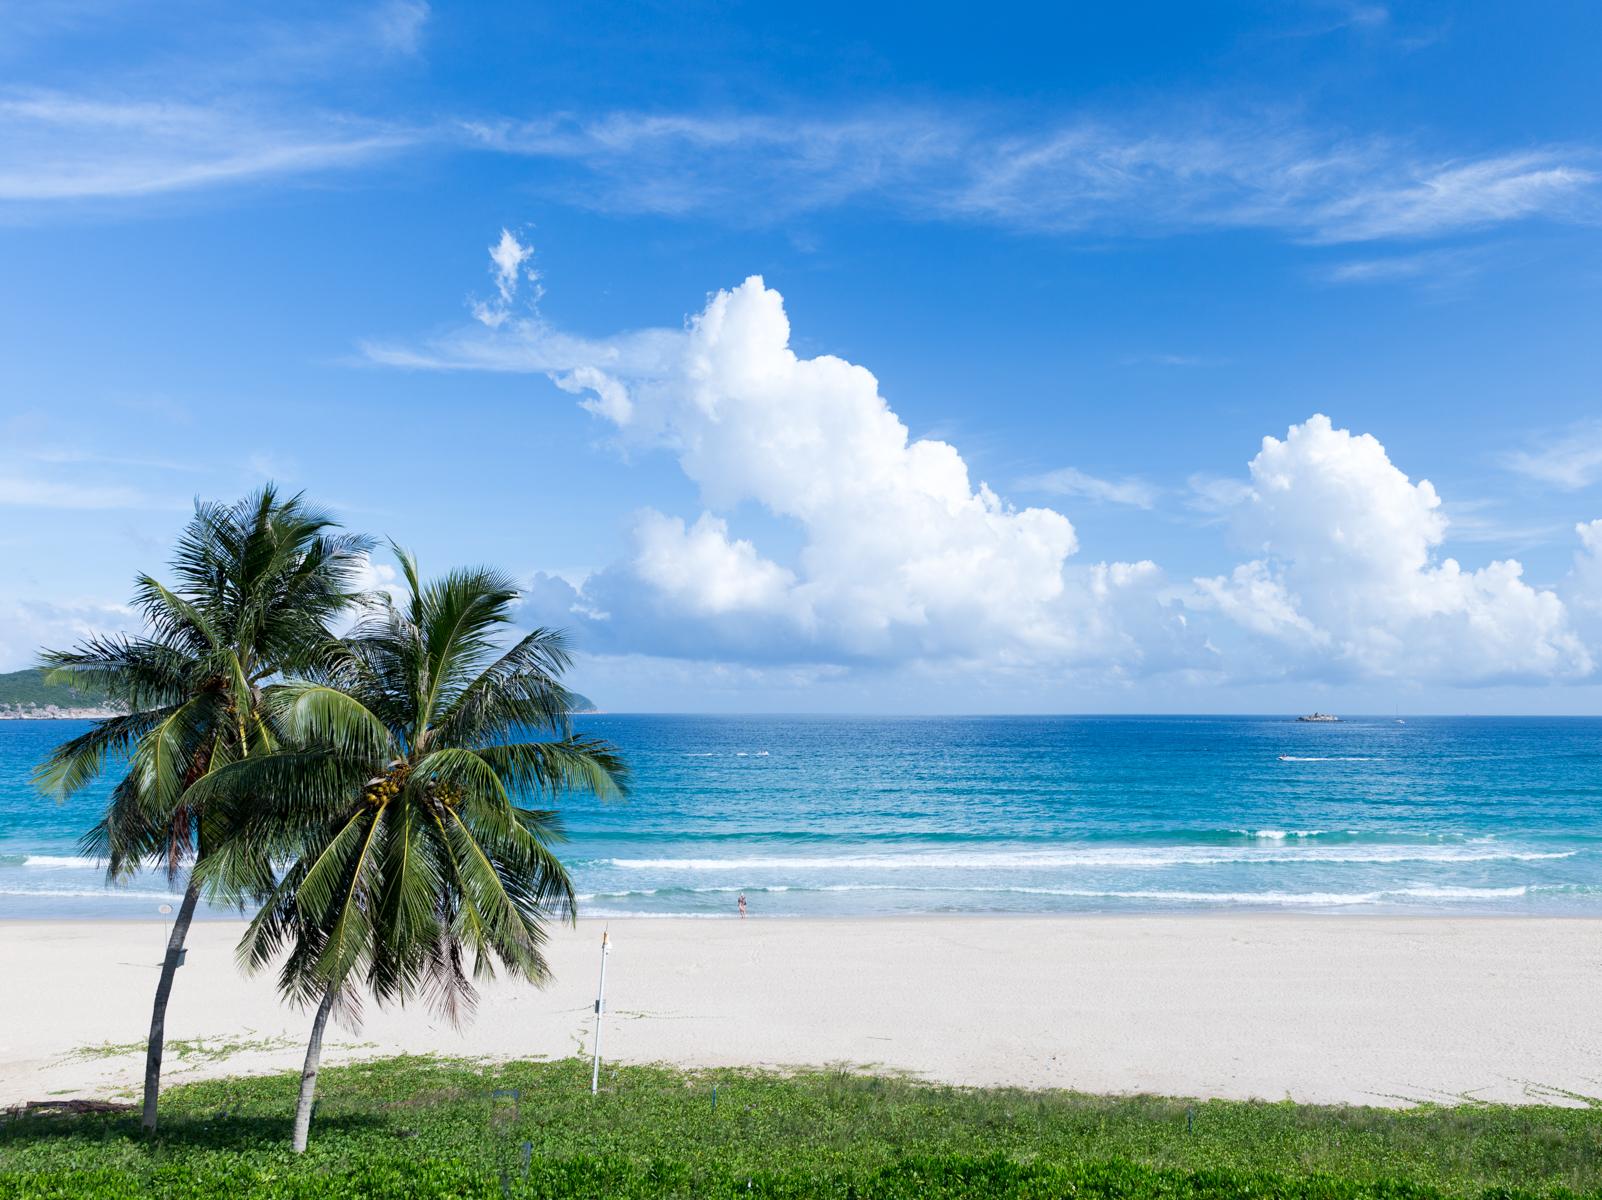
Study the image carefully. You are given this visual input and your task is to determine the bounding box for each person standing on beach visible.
[737,892,747,918]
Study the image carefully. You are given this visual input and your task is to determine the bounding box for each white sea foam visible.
[1234,830,1345,840]
[6,855,103,869]
[575,889,661,900]
[985,885,1529,905]
[602,846,1575,871]
[572,910,726,919]
[1390,885,1531,900]
[1277,756,1376,762]
[0,887,182,900]
[581,885,794,899]
[574,883,1533,908]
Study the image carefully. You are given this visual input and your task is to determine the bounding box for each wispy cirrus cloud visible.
[1018,466,1161,509]
[0,473,165,510]
[1120,352,1230,367]
[0,90,413,203]
[188,0,432,82]
[1266,2,1444,51]
[4,4,1596,247]
[1436,500,1569,550]
[1285,3,1393,37]
[366,0,430,56]
[1316,245,1493,292]
[1312,152,1595,241]
[0,1,427,208]
[465,108,1600,244]
[1,0,431,78]
[1320,247,1472,284]
[1504,422,1602,490]
[25,447,202,474]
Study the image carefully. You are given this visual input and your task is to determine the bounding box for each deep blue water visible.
[3,715,1601,918]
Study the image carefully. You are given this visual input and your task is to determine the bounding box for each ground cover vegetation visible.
[4,1056,1601,1199]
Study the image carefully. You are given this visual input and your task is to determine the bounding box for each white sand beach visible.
[2,916,1597,1109]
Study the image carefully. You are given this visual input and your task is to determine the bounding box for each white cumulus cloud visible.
[563,277,1092,664]
[632,511,800,619]
[0,597,139,672]
[1194,414,1591,683]
[1567,520,1602,614]
[366,243,1600,690]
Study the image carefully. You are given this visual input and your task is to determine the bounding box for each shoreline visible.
[8,907,1602,922]
[5,915,1599,1110]
[12,909,1602,920]
[6,902,1602,922]
[0,708,125,721]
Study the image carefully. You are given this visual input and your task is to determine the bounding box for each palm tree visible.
[192,550,626,1152]
[32,487,370,1134]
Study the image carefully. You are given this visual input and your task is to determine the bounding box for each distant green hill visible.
[0,667,596,713]
[0,667,113,709]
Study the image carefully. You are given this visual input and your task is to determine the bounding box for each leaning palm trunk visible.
[142,881,200,1134]
[292,984,338,1153]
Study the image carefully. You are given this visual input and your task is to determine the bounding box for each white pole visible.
[590,928,611,1095]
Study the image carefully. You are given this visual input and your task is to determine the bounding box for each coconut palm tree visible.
[191,550,626,1152]
[32,487,370,1134]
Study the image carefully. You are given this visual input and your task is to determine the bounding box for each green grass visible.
[4,1056,1601,1198]
[66,1034,304,1066]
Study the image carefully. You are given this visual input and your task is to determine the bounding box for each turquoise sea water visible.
[3,715,1600,919]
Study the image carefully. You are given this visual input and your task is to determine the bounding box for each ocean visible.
[3,714,1600,919]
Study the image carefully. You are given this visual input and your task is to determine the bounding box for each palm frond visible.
[476,738,628,804]
[410,566,519,742]
[79,776,171,881]
[32,707,174,799]
[39,635,193,711]
[129,694,219,825]
[211,550,624,1032]
[132,575,222,656]
[434,627,577,745]
[263,682,395,761]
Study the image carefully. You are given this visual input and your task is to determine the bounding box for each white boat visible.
[1296,712,1340,722]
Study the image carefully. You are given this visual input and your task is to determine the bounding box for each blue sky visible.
[3,0,1601,712]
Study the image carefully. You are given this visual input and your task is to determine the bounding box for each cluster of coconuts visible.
[362,773,405,806]
[361,771,461,809]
